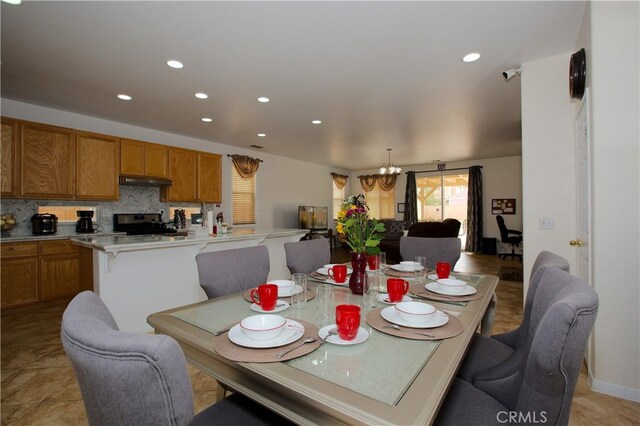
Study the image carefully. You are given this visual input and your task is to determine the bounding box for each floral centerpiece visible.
[336,195,385,254]
[336,195,385,294]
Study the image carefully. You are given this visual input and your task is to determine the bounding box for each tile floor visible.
[1,252,638,425]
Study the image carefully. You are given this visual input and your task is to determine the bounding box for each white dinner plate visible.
[316,267,353,276]
[228,319,305,348]
[381,306,449,329]
[425,281,477,296]
[377,293,412,305]
[319,325,370,345]
[323,278,348,286]
[390,264,425,272]
[250,300,289,313]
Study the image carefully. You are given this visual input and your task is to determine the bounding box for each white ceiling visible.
[1,1,586,171]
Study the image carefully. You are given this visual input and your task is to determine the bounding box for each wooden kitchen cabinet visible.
[161,147,198,202]
[40,240,80,301]
[198,152,222,203]
[120,139,168,178]
[76,132,120,200]
[1,117,19,197]
[1,242,39,308]
[20,121,75,198]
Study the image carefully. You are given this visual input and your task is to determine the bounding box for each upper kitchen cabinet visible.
[161,147,198,202]
[120,139,168,178]
[76,132,120,200]
[1,117,19,197]
[20,121,75,199]
[198,152,222,203]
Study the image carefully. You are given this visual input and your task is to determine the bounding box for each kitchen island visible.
[72,228,307,332]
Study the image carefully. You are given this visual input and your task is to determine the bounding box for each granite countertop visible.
[1,231,127,243]
[70,228,307,253]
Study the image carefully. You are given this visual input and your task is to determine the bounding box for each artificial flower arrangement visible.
[336,194,385,255]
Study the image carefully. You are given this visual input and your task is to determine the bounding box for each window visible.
[37,206,97,223]
[332,181,345,220]
[232,166,256,225]
[168,207,202,223]
[365,184,395,219]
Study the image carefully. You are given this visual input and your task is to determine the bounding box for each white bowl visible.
[436,278,467,294]
[267,280,295,297]
[240,315,286,341]
[394,301,436,324]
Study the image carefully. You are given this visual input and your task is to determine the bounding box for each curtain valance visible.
[331,173,349,189]
[229,154,261,178]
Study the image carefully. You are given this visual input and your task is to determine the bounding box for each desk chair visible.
[195,246,270,299]
[436,266,598,425]
[496,215,522,260]
[62,291,289,426]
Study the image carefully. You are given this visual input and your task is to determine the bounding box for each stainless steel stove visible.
[112,213,177,235]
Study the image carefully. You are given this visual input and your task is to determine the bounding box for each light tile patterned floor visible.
[1,252,638,425]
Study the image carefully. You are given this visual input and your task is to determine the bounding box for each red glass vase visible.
[349,252,367,295]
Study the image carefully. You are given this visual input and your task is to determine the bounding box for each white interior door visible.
[575,88,593,369]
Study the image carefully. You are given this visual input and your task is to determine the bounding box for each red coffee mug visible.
[335,304,361,341]
[250,284,278,311]
[328,264,347,283]
[367,254,380,270]
[387,278,409,303]
[436,262,451,279]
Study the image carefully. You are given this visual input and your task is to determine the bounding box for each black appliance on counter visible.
[76,210,95,233]
[113,213,178,236]
[31,213,58,235]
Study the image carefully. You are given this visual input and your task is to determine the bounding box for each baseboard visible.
[588,371,640,402]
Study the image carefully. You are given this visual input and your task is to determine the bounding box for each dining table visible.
[147,268,499,425]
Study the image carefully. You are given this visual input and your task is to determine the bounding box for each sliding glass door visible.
[416,173,469,245]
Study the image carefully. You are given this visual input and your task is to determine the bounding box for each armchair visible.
[496,215,522,260]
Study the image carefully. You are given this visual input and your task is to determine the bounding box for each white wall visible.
[1,98,346,229]
[521,1,640,402]
[588,0,639,401]
[520,53,578,288]
[351,156,523,242]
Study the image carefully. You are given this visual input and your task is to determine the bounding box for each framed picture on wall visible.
[397,203,405,214]
[492,199,516,215]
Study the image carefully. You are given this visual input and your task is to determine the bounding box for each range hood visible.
[119,175,172,187]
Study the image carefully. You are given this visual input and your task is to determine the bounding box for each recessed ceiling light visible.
[195,93,208,99]
[311,120,322,124]
[462,52,481,63]
[2,0,22,5]
[257,133,266,137]
[166,60,184,69]
[117,94,132,101]
[201,117,212,122]
[257,97,270,103]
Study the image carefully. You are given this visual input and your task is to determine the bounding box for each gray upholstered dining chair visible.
[284,237,330,274]
[195,246,270,299]
[436,266,598,425]
[61,291,289,426]
[459,251,571,382]
[398,236,461,270]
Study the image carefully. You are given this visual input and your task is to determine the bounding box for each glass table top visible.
[171,285,449,405]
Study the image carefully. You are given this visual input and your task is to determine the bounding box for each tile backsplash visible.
[0,186,209,236]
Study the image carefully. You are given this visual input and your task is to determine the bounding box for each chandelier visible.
[379,148,401,175]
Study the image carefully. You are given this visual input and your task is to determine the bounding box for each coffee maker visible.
[76,210,95,233]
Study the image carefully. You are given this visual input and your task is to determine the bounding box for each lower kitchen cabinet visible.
[1,240,93,309]
[1,242,39,308]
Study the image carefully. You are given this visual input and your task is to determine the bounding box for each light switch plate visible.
[539,218,554,230]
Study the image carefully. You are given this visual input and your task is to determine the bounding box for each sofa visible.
[380,218,462,263]
[377,220,408,263]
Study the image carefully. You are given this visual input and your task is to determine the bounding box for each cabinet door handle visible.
[9,245,15,250]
